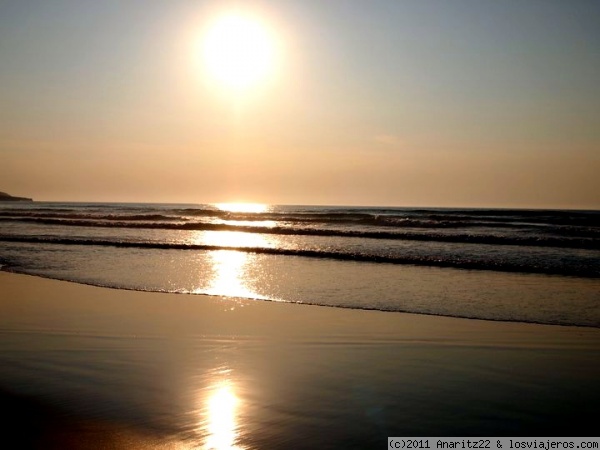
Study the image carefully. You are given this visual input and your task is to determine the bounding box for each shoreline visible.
[1,272,599,447]
[2,269,598,329]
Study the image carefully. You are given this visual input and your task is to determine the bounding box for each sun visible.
[202,13,276,91]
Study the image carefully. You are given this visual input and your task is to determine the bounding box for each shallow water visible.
[1,243,599,326]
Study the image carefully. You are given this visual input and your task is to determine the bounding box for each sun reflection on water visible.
[203,230,273,249]
[215,203,269,214]
[204,250,264,300]
[192,231,272,301]
[216,219,277,228]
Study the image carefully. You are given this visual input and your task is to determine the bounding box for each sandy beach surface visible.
[1,271,599,449]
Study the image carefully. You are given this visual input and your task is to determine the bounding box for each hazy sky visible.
[1,0,599,208]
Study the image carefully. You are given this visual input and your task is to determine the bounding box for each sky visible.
[1,0,599,208]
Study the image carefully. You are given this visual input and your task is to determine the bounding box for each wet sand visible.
[1,272,599,448]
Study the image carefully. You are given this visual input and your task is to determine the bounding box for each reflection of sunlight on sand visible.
[204,384,240,450]
[196,374,243,450]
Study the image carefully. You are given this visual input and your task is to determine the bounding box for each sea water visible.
[1,202,598,327]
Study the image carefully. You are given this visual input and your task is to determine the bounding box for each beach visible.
[1,271,599,448]
[2,0,600,446]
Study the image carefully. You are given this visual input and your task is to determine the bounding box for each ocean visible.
[1,202,598,327]
[1,202,600,446]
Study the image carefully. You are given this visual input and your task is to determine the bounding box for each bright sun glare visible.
[203,13,276,91]
[215,203,268,213]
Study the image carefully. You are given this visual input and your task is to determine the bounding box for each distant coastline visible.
[0,191,33,202]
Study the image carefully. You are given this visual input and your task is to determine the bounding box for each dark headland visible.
[0,191,33,202]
